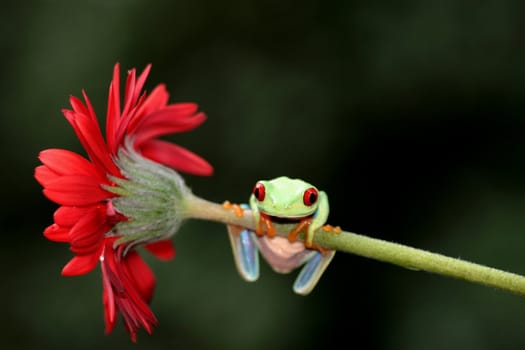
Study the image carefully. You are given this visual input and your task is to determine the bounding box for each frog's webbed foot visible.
[222,201,245,218]
[322,224,342,235]
[293,249,336,295]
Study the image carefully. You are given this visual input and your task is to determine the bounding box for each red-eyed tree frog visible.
[226,176,336,295]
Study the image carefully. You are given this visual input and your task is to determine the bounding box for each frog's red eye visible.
[253,183,266,201]
[303,187,318,206]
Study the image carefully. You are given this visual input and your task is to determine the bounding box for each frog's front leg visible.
[257,212,277,237]
[306,190,329,247]
[287,191,329,248]
[249,195,276,237]
[287,217,312,243]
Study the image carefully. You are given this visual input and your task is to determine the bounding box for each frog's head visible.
[251,176,319,218]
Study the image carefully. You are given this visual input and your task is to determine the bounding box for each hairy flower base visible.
[101,238,158,342]
[108,144,191,251]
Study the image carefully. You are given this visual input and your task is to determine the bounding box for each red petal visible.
[100,239,158,341]
[43,223,70,242]
[63,110,119,177]
[101,238,117,334]
[43,175,112,206]
[106,63,121,152]
[82,90,98,122]
[126,84,169,133]
[69,208,106,249]
[38,149,100,178]
[140,139,214,176]
[134,109,206,146]
[69,95,89,116]
[123,252,156,302]
[70,241,106,255]
[134,64,152,103]
[53,205,96,227]
[137,103,198,129]
[61,253,99,276]
[144,240,176,261]
[34,165,57,187]
[121,67,137,117]
[102,276,117,335]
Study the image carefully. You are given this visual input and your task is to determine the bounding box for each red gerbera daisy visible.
[35,63,212,341]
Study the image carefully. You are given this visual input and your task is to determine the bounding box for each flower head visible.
[35,63,211,341]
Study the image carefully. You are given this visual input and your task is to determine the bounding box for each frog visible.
[226,176,336,295]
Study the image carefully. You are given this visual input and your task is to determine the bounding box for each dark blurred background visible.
[3,0,525,349]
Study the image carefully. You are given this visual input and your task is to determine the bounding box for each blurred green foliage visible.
[2,0,525,349]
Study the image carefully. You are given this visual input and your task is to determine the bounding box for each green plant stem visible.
[183,193,525,297]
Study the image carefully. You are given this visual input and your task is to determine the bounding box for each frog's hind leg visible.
[293,250,335,295]
[227,224,260,282]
